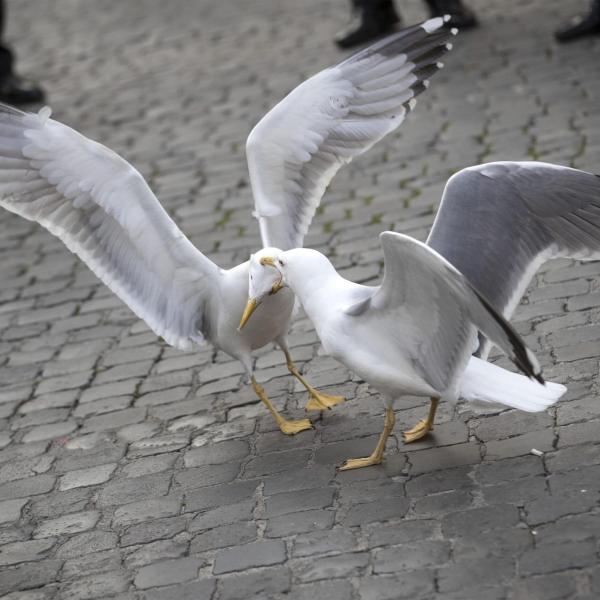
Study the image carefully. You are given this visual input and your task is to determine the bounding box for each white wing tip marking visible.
[37,106,52,125]
[423,80,430,88]
[450,27,458,35]
[436,62,444,69]
[422,16,445,33]
[408,98,417,110]
[446,42,454,50]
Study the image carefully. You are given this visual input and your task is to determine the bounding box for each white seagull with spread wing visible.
[0,17,455,436]
[241,161,600,469]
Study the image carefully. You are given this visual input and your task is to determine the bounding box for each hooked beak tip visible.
[238,298,259,330]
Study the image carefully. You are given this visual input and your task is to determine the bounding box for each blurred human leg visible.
[335,0,401,49]
[555,0,600,42]
[0,0,45,105]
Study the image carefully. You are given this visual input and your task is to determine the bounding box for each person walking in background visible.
[0,0,44,104]
[555,0,600,42]
[335,0,477,49]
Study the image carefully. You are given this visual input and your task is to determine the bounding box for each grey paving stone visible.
[442,505,520,537]
[112,496,182,527]
[189,501,255,533]
[266,508,336,538]
[189,521,257,553]
[139,579,216,600]
[21,421,77,443]
[29,486,92,520]
[264,487,334,518]
[213,540,286,574]
[408,442,481,474]
[0,560,62,596]
[0,539,56,567]
[59,570,130,600]
[339,496,410,527]
[437,558,515,594]
[183,439,249,467]
[55,531,119,558]
[217,566,291,600]
[0,498,28,525]
[124,536,189,569]
[174,462,240,490]
[185,480,258,512]
[97,472,171,506]
[373,540,452,573]
[519,540,597,576]
[61,549,123,579]
[121,515,188,547]
[54,438,126,473]
[134,557,204,589]
[33,510,100,539]
[294,551,370,582]
[58,463,116,491]
[0,473,55,501]
[359,572,436,600]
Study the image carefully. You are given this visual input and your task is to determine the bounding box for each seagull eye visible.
[278,259,285,267]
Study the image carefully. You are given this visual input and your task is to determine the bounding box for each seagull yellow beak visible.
[260,256,276,267]
[238,298,259,330]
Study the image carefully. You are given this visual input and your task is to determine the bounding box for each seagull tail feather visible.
[459,356,566,412]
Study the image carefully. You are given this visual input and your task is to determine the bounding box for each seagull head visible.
[239,247,287,330]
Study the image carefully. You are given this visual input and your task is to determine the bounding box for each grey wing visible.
[0,104,221,350]
[345,232,542,394]
[248,17,455,251]
[427,161,600,321]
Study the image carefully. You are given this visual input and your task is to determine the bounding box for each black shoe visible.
[335,0,401,49]
[555,7,600,42]
[0,74,45,105]
[425,0,478,30]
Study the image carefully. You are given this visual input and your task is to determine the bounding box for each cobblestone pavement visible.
[1,0,600,598]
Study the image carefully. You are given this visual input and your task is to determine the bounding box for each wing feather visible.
[248,17,456,250]
[427,161,600,358]
[346,232,543,394]
[0,104,220,350]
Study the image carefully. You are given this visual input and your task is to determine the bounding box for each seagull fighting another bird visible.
[0,18,455,437]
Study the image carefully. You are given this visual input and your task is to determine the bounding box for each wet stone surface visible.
[0,0,599,598]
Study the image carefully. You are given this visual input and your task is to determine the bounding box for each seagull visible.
[240,159,600,469]
[0,17,454,435]
[240,232,566,469]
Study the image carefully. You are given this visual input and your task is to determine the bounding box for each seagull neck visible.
[283,248,342,312]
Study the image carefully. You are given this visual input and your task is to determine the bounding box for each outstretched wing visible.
[0,104,221,350]
[248,17,455,250]
[345,232,542,393]
[427,161,600,320]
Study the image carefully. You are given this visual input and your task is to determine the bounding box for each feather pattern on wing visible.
[248,17,455,250]
[428,161,600,318]
[427,161,600,357]
[0,104,221,350]
[345,232,542,394]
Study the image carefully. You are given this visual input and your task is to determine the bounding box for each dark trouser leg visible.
[0,0,14,81]
[0,0,45,104]
[555,0,600,42]
[424,0,478,30]
[335,0,401,49]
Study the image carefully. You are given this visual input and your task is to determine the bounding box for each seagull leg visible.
[402,397,439,443]
[283,350,345,412]
[251,376,313,435]
[339,408,396,470]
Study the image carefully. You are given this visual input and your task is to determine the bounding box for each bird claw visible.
[339,455,382,470]
[278,418,313,435]
[402,418,432,443]
[305,391,345,412]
